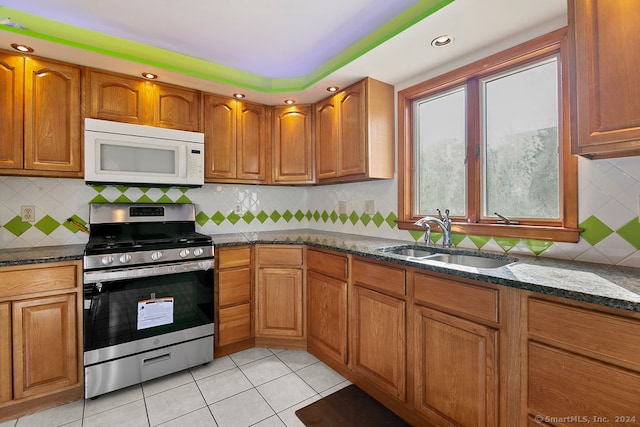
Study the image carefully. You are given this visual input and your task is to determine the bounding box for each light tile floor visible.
[1,348,350,427]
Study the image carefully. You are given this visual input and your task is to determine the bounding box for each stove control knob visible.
[151,251,163,261]
[119,254,132,264]
[193,247,204,257]
[179,249,190,258]
[101,255,114,266]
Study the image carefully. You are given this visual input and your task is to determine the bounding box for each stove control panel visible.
[84,245,214,270]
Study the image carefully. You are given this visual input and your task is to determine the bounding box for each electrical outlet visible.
[338,201,347,215]
[234,203,243,215]
[21,205,35,222]
[364,200,376,215]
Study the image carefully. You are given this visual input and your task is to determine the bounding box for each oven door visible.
[83,261,214,365]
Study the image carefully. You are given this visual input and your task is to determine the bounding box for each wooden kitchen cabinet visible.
[272,105,314,184]
[306,249,349,367]
[0,261,83,422]
[0,51,82,176]
[315,77,394,183]
[215,246,253,355]
[87,69,200,131]
[203,94,267,183]
[524,295,640,425]
[255,246,305,344]
[569,0,640,158]
[350,258,406,401]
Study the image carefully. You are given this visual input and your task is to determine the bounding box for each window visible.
[397,28,580,242]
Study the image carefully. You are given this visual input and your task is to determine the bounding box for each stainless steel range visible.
[83,203,214,398]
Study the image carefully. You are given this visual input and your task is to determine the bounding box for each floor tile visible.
[82,399,149,427]
[197,367,253,405]
[276,395,322,427]
[253,415,286,427]
[240,355,292,387]
[256,373,318,413]
[228,347,273,366]
[296,361,345,393]
[190,355,236,381]
[0,420,16,427]
[209,388,275,427]
[145,382,207,426]
[12,399,84,427]
[274,350,319,371]
[142,369,195,397]
[83,384,144,417]
[320,379,351,397]
[155,407,217,427]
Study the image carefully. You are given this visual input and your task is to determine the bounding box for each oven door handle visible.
[84,259,214,283]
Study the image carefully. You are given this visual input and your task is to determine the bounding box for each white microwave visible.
[84,118,205,187]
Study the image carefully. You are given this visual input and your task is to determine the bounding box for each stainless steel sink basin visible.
[424,253,513,269]
[377,245,516,269]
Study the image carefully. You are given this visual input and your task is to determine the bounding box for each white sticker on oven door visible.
[137,297,174,330]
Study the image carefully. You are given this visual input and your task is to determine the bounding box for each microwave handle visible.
[178,144,187,178]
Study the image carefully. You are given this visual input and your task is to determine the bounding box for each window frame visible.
[397,28,581,243]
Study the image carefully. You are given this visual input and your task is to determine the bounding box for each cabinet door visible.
[256,267,304,337]
[307,271,347,365]
[0,302,11,403]
[218,303,251,347]
[203,94,236,180]
[315,97,338,180]
[414,306,498,427]
[338,80,366,177]
[153,84,200,131]
[24,58,81,172]
[88,70,148,124]
[0,52,23,169]
[570,0,640,158]
[12,294,78,399]
[272,105,313,183]
[237,100,267,181]
[351,285,405,400]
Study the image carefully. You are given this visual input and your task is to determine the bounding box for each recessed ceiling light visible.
[233,93,245,99]
[284,99,296,105]
[141,72,158,79]
[431,35,454,47]
[326,86,339,93]
[10,43,34,53]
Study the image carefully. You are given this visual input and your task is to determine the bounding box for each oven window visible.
[84,270,213,351]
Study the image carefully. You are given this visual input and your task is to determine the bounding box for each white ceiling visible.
[0,0,567,105]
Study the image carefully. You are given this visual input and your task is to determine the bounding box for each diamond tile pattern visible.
[2,155,640,268]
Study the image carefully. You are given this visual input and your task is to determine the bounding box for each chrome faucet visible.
[414,209,452,248]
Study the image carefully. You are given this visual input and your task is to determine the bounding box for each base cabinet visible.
[0,261,83,422]
[255,246,305,344]
[215,246,253,355]
[413,306,498,426]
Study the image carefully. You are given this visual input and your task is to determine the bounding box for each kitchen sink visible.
[376,245,516,269]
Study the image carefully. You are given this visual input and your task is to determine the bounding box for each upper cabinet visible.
[203,94,268,183]
[315,77,394,183]
[272,105,314,184]
[87,69,200,131]
[0,52,82,176]
[569,0,640,158]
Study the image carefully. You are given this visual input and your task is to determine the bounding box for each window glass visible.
[413,87,466,216]
[481,57,560,219]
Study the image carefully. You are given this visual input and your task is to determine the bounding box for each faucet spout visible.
[414,209,452,247]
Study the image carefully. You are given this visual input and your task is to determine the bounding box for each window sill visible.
[396,221,582,243]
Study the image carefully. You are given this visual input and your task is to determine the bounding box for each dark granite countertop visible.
[2,230,639,312]
[213,229,640,313]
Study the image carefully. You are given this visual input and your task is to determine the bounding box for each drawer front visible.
[218,246,251,269]
[219,303,252,346]
[414,273,499,323]
[0,263,79,298]
[218,268,251,307]
[352,259,405,297]
[257,246,303,266]
[307,249,348,280]
[528,342,640,418]
[528,298,640,367]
